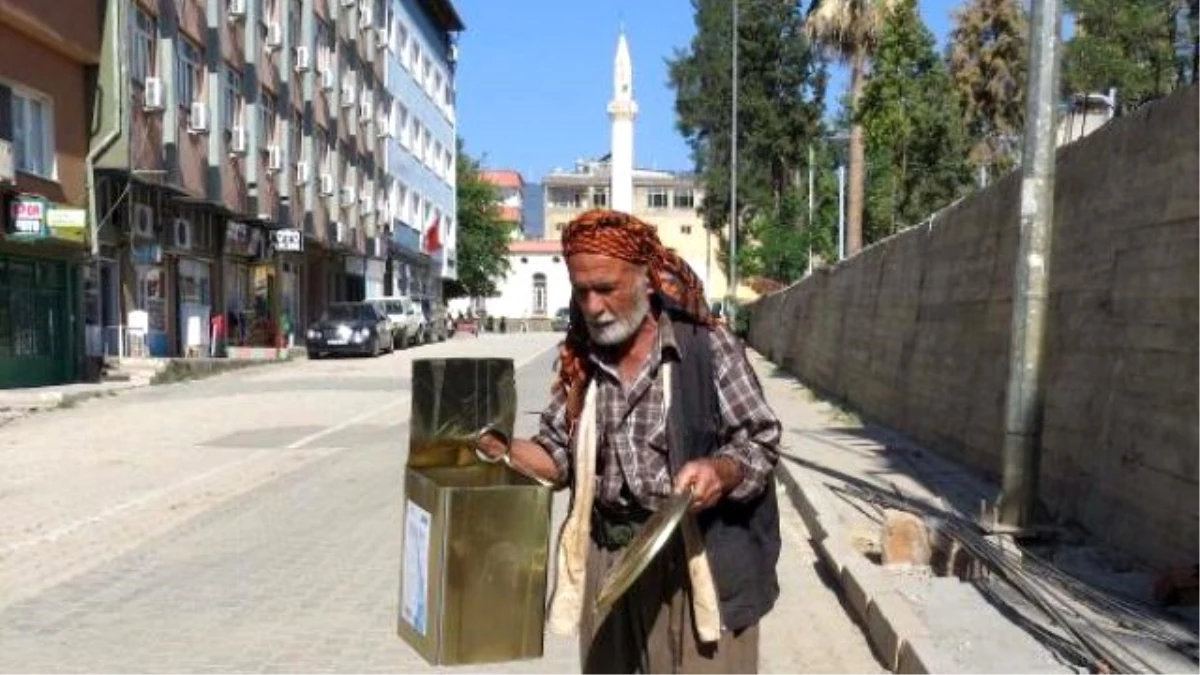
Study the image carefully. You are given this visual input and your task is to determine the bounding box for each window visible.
[289,2,301,52]
[432,141,442,172]
[397,104,410,148]
[396,22,409,64]
[674,189,695,209]
[176,37,203,106]
[291,121,303,164]
[410,118,421,159]
[132,7,157,84]
[681,224,693,235]
[548,188,583,209]
[422,198,432,226]
[433,70,443,105]
[397,182,408,222]
[421,56,431,90]
[408,190,419,226]
[647,188,669,209]
[316,19,334,74]
[592,188,608,208]
[223,65,243,131]
[409,41,421,78]
[11,90,53,178]
[315,127,329,171]
[533,273,547,315]
[260,91,276,146]
[422,128,432,167]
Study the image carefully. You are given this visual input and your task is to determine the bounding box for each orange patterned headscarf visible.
[556,209,714,427]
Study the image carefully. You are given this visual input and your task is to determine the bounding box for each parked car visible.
[306,302,392,359]
[368,296,426,348]
[551,307,571,332]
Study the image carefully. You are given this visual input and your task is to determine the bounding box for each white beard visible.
[586,286,651,346]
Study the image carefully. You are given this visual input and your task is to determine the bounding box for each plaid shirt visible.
[533,315,781,512]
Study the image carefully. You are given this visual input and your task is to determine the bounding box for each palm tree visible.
[804,0,897,255]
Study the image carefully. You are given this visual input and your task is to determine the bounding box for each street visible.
[0,334,882,673]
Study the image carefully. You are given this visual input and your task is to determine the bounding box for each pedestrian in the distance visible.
[475,208,782,673]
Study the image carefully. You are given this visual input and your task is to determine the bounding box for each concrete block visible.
[896,636,935,674]
[864,590,930,671]
[838,554,874,622]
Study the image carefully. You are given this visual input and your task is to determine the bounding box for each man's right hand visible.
[475,429,509,463]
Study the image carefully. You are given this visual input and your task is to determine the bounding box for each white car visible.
[368,297,426,348]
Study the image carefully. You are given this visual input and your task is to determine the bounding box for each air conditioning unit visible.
[267,145,284,172]
[294,46,311,72]
[266,21,283,50]
[230,126,248,155]
[228,0,247,20]
[359,4,373,29]
[173,218,193,250]
[340,0,355,7]
[188,101,209,133]
[0,139,14,184]
[376,26,388,50]
[376,112,392,138]
[133,204,155,239]
[320,67,335,91]
[340,81,356,107]
[448,43,458,64]
[335,220,348,243]
[319,172,335,196]
[341,185,357,206]
[143,77,165,111]
[360,188,374,213]
[295,160,311,185]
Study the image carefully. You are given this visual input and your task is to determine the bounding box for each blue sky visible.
[453,0,965,182]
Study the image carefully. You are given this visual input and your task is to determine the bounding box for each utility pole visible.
[998,0,1063,528]
[727,0,739,326]
[837,164,846,260]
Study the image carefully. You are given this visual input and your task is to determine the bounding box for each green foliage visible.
[668,0,828,278]
[947,0,1027,180]
[450,139,513,300]
[1064,0,1187,109]
[857,0,973,242]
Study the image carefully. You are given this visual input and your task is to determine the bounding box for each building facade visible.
[542,158,733,302]
[0,0,101,387]
[481,169,524,238]
[384,0,460,300]
[79,0,461,365]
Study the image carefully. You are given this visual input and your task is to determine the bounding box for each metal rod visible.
[727,0,738,324]
[837,164,846,260]
[807,143,814,274]
[998,0,1063,527]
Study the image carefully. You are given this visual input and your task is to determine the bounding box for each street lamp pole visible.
[727,0,739,325]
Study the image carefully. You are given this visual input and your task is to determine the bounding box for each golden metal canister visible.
[397,358,552,665]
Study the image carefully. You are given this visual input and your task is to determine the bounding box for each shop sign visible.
[272,228,303,253]
[225,221,266,259]
[46,208,88,243]
[133,243,163,265]
[9,197,48,239]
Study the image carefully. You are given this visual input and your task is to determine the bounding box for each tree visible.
[947,0,1027,185]
[1063,0,1183,110]
[858,0,973,242]
[803,0,898,257]
[668,0,827,275]
[446,140,513,300]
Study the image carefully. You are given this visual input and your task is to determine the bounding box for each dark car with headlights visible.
[306,302,393,359]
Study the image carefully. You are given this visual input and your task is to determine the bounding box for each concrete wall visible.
[747,86,1199,569]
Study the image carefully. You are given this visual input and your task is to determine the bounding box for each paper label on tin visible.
[402,500,431,635]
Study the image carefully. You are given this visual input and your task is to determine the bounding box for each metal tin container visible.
[397,358,552,665]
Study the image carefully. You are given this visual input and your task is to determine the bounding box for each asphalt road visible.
[0,333,882,673]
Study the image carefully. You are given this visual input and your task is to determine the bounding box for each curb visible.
[777,460,940,674]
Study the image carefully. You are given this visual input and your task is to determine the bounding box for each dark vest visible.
[665,313,781,632]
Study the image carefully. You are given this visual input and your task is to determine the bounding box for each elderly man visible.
[475,209,782,674]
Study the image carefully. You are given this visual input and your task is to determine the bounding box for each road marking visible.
[284,342,559,450]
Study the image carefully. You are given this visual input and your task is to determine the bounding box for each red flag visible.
[423,213,442,254]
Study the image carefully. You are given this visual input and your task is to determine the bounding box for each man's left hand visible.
[673,458,744,512]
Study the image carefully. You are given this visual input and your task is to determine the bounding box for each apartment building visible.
[481,169,524,238]
[384,0,461,299]
[0,0,101,387]
[83,0,461,361]
[541,156,737,302]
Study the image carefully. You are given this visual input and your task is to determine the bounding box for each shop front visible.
[167,215,217,357]
[0,194,86,388]
[271,228,304,349]
[222,222,278,351]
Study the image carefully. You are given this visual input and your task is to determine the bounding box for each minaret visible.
[607,29,637,213]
